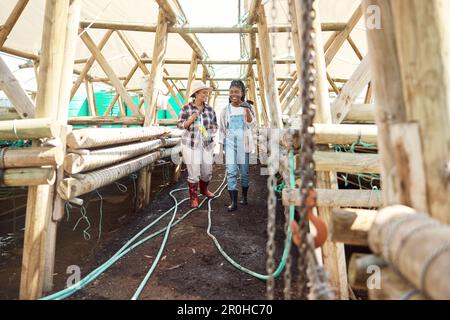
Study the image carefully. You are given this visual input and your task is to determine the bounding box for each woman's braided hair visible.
[229,79,246,102]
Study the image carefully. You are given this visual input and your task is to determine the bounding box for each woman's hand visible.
[184,112,199,129]
[244,107,253,123]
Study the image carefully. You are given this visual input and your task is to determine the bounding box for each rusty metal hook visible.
[290,190,328,249]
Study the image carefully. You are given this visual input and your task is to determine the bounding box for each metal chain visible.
[297,0,317,299]
[266,0,279,301]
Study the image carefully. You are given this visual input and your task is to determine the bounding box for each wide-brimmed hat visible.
[190,80,212,97]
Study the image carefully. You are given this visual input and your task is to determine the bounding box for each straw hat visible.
[190,80,212,97]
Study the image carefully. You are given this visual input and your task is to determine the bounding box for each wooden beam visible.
[246,0,262,25]
[1,168,56,187]
[256,5,282,128]
[255,51,269,126]
[331,56,371,123]
[325,5,363,66]
[343,104,375,123]
[85,79,97,116]
[313,151,380,174]
[0,56,36,118]
[282,189,383,208]
[184,51,198,102]
[362,0,407,206]
[70,30,113,100]
[0,118,61,140]
[348,254,387,290]
[80,30,140,116]
[390,0,450,224]
[68,116,143,126]
[0,147,63,168]
[154,0,177,25]
[79,20,347,33]
[0,0,29,48]
[330,209,377,246]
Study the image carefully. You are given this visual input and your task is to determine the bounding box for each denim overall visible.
[225,104,250,191]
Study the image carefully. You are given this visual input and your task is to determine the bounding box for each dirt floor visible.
[0,161,372,300]
[0,163,302,300]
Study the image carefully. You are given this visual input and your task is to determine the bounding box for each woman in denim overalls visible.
[219,80,256,211]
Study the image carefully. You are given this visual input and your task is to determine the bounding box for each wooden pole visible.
[255,51,269,126]
[185,52,198,102]
[390,0,450,224]
[80,31,141,116]
[0,56,36,118]
[20,0,71,300]
[70,30,113,100]
[0,147,64,168]
[0,118,61,140]
[369,205,450,299]
[142,10,169,126]
[0,0,29,48]
[331,209,377,246]
[362,0,407,206]
[255,4,282,128]
[1,168,56,187]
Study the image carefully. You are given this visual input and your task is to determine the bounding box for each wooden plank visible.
[313,151,380,174]
[0,0,29,48]
[331,209,377,246]
[80,31,141,116]
[331,56,371,124]
[256,4,282,128]
[0,56,35,118]
[282,188,383,208]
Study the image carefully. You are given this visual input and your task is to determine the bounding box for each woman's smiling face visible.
[229,87,243,104]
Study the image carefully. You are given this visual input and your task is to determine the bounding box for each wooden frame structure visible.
[0,0,449,301]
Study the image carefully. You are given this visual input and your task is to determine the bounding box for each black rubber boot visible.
[227,190,238,212]
[240,186,249,205]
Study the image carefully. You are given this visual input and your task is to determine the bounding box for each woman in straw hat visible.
[177,80,218,208]
[218,80,256,211]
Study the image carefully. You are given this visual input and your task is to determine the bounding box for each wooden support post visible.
[255,50,270,126]
[20,0,73,300]
[0,0,29,48]
[0,56,35,118]
[185,52,198,102]
[330,209,377,246]
[362,0,407,205]
[80,31,141,116]
[389,0,450,224]
[144,9,169,126]
[247,73,261,127]
[85,79,97,116]
[255,4,282,128]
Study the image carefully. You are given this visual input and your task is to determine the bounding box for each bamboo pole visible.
[58,151,161,200]
[0,56,36,119]
[0,0,30,48]
[0,118,61,140]
[0,147,64,168]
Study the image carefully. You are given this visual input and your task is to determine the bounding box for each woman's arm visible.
[177,106,198,129]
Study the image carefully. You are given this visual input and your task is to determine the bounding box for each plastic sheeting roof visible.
[1,0,367,96]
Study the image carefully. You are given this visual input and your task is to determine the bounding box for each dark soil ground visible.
[0,163,301,300]
[0,161,370,300]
